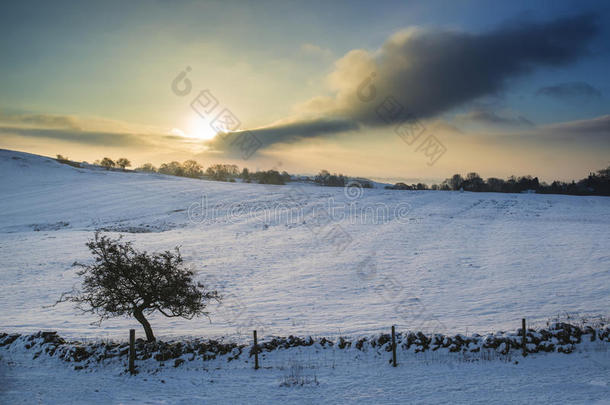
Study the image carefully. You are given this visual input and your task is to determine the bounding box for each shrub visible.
[55,154,82,168]
[314,170,346,187]
[136,163,157,173]
[253,170,285,185]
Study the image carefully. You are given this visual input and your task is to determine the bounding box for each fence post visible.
[521,318,527,357]
[391,325,397,367]
[129,329,136,375]
[253,330,260,370]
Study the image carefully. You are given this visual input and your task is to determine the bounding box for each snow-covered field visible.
[1,148,609,403]
[1,149,609,340]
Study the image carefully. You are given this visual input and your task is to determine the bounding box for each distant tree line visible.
[131,160,291,185]
[386,167,610,196]
[81,154,610,196]
[386,182,429,191]
[92,157,132,171]
[242,168,291,185]
[312,170,372,188]
[314,170,347,187]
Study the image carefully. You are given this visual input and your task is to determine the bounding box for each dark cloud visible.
[208,118,359,151]
[536,81,602,100]
[360,14,597,121]
[217,13,597,150]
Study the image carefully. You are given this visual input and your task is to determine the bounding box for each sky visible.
[0,0,609,183]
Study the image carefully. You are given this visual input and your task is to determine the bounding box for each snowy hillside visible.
[0,148,609,341]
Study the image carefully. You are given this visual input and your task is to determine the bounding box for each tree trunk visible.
[133,309,155,342]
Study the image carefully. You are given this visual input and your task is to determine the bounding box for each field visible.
[1,149,609,403]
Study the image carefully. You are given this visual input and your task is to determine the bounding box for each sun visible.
[170,118,219,141]
[188,117,219,140]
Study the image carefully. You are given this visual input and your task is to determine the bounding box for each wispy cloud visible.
[488,114,610,146]
[300,43,333,59]
[0,110,180,148]
[536,81,602,100]
[0,111,81,130]
[541,114,610,139]
[455,109,534,127]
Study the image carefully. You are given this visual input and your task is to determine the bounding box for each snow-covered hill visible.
[1,149,609,340]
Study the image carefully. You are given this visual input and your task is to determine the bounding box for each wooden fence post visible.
[521,318,527,357]
[129,329,136,375]
[253,330,260,370]
[391,325,397,367]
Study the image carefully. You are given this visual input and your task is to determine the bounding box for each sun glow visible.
[188,117,219,140]
[170,117,219,141]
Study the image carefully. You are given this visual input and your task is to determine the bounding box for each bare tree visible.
[100,157,115,170]
[57,232,221,341]
[182,160,203,178]
[116,158,131,170]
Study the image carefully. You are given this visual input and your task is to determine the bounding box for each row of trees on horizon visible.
[55,155,610,196]
[387,168,610,196]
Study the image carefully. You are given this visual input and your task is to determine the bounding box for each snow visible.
[1,148,609,403]
[2,332,610,404]
[1,149,608,340]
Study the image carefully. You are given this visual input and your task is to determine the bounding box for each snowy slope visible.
[0,148,609,341]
